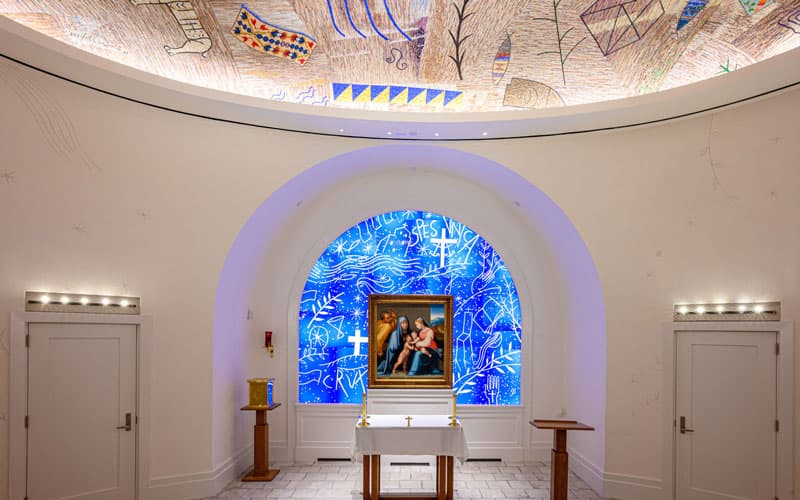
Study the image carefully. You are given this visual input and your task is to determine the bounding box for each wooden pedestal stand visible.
[531,419,594,500]
[241,402,281,481]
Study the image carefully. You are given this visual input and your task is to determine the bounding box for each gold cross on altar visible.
[405,416,413,428]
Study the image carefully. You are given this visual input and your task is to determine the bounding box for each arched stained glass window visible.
[298,211,522,405]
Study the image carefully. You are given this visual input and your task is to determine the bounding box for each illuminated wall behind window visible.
[298,211,522,405]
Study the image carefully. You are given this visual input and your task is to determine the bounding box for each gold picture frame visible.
[368,294,453,389]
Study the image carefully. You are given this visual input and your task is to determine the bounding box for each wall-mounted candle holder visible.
[264,330,274,357]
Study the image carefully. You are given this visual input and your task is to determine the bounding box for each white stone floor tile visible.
[213,461,611,499]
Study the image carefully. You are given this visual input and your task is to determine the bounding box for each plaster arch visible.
[212,144,606,473]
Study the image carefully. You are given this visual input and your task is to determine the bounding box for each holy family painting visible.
[367,294,453,389]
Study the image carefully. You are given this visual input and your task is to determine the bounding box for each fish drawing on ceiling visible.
[492,29,512,85]
[677,0,708,30]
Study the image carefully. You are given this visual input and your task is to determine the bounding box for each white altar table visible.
[354,414,468,500]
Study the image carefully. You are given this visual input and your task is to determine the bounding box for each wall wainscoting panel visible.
[294,404,527,464]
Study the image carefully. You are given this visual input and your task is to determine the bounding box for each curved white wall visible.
[0,53,798,500]
[212,145,605,472]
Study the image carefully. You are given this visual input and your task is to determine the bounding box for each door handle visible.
[116,412,132,432]
[679,416,694,434]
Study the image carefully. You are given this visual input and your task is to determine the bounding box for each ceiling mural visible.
[1,0,799,112]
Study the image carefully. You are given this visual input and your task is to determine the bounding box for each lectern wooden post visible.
[531,419,594,500]
[241,403,281,481]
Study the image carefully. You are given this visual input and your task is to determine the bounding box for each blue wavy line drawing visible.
[364,0,389,40]
[296,86,316,104]
[327,0,347,37]
[383,0,413,42]
[312,96,330,106]
[344,0,368,38]
[270,89,286,101]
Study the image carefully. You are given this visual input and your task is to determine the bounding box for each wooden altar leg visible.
[551,430,568,500]
[242,409,279,481]
[445,456,453,500]
[363,455,370,500]
[436,456,446,500]
[370,455,380,500]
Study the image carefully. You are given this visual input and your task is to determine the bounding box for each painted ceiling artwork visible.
[298,211,522,405]
[1,0,799,111]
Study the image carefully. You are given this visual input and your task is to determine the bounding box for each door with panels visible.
[27,323,137,500]
[675,331,777,500]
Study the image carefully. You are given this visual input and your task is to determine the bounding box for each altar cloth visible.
[353,414,469,460]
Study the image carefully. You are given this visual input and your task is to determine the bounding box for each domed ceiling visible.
[1,0,799,112]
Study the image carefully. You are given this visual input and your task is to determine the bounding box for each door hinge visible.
[25,334,29,348]
[776,343,780,355]
[776,419,779,432]
[24,415,28,429]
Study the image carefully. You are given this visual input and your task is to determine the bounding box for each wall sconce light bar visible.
[673,301,780,321]
[25,291,141,315]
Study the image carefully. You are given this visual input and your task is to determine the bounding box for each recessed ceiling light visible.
[678,306,689,315]
[40,295,50,304]
[482,132,488,136]
[60,296,70,305]
[387,131,392,136]
[101,297,110,306]
[338,128,344,133]
[754,304,765,313]
[80,297,89,305]
[434,132,439,137]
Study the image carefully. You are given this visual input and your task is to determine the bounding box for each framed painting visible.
[368,294,453,389]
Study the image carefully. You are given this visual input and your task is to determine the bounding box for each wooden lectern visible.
[241,402,281,481]
[531,419,594,500]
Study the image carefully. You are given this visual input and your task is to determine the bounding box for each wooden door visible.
[27,323,137,500]
[675,331,776,500]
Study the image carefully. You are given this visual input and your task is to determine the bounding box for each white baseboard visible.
[148,445,253,500]
[602,471,662,500]
[568,447,604,496]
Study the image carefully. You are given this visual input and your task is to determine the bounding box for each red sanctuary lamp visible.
[264,331,274,358]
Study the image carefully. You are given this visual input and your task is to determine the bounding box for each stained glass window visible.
[298,211,522,405]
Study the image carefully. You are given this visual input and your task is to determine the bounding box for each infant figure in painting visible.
[414,317,437,358]
[392,330,419,374]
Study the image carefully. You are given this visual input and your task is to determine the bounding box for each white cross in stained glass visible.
[431,228,457,268]
[347,329,368,356]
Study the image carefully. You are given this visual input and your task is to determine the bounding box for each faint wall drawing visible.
[385,48,409,70]
[0,170,15,183]
[492,29,511,85]
[779,7,800,33]
[535,0,586,85]
[231,5,316,64]
[0,63,100,171]
[448,0,474,80]
[130,0,212,56]
[581,0,664,56]
[503,78,565,109]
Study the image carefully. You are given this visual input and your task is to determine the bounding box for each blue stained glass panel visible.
[298,211,522,405]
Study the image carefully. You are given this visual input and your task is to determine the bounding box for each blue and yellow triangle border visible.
[332,83,463,108]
